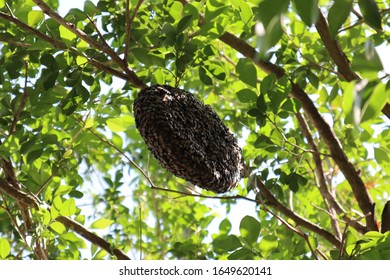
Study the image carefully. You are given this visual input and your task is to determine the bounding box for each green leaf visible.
[358,0,382,30]
[132,48,152,66]
[257,0,289,27]
[219,218,232,234]
[169,1,183,20]
[177,15,195,33]
[360,82,389,123]
[59,25,77,42]
[107,118,127,133]
[84,0,97,16]
[374,147,390,164]
[53,196,63,211]
[288,173,299,192]
[293,236,318,256]
[75,84,90,103]
[27,149,43,164]
[228,248,256,260]
[256,0,288,57]
[292,0,319,27]
[236,58,257,88]
[256,16,283,57]
[0,0,4,8]
[236,89,258,103]
[268,75,291,112]
[230,0,253,24]
[239,215,261,244]
[0,238,11,259]
[28,10,44,27]
[84,117,94,129]
[60,198,77,216]
[90,218,114,229]
[199,66,213,85]
[204,63,226,81]
[212,234,241,253]
[259,235,278,257]
[50,221,67,234]
[260,73,277,93]
[328,0,353,38]
[76,56,88,66]
[352,40,383,73]
[43,71,59,90]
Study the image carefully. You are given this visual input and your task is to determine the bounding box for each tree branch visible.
[124,0,145,63]
[56,216,130,260]
[0,11,129,81]
[314,10,390,119]
[10,61,29,134]
[296,112,342,238]
[295,112,367,234]
[0,180,130,260]
[253,177,341,248]
[32,0,146,88]
[290,83,377,231]
[315,12,360,81]
[218,31,377,231]
[0,180,39,209]
[0,11,65,49]
[381,200,390,233]
[178,0,378,232]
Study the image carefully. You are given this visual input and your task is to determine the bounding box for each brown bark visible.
[0,180,130,260]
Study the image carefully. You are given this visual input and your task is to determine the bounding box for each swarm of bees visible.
[133,85,244,193]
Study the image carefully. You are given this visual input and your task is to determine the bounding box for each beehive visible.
[133,85,244,193]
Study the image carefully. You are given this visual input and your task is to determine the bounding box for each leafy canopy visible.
[0,0,389,260]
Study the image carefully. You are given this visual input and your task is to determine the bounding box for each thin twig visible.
[252,177,327,259]
[85,13,110,48]
[86,126,156,188]
[10,61,29,134]
[32,0,145,88]
[124,0,131,63]
[151,185,256,202]
[0,11,128,81]
[251,175,341,248]
[124,0,145,62]
[84,121,256,203]
[0,193,28,243]
[0,38,31,47]
[201,6,379,229]
[5,2,15,18]
[0,180,131,260]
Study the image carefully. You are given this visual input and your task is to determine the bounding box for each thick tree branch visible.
[381,201,390,233]
[56,216,130,260]
[315,11,390,119]
[218,31,377,231]
[219,32,286,78]
[296,112,342,238]
[0,11,129,81]
[253,177,341,248]
[178,0,378,231]
[0,180,130,260]
[296,112,367,234]
[0,180,39,208]
[32,0,146,88]
[290,83,377,231]
[315,12,360,81]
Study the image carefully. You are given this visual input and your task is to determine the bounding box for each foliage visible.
[0,0,389,260]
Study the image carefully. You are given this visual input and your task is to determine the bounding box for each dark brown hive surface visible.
[133,85,244,193]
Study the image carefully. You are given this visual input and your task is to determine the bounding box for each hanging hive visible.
[133,84,244,193]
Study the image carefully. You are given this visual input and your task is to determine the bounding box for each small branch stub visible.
[134,85,244,193]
